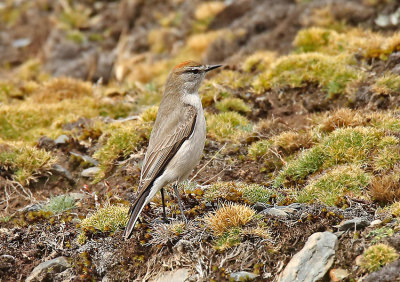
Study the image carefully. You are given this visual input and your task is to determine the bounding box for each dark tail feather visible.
[123,189,150,239]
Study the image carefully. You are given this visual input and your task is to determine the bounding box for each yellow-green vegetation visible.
[204,202,255,236]
[389,201,400,217]
[213,227,242,251]
[93,121,152,181]
[0,142,57,184]
[78,204,129,244]
[248,139,273,160]
[206,112,251,142]
[360,244,399,272]
[275,127,394,187]
[319,108,364,132]
[211,70,252,90]
[204,182,279,204]
[372,145,400,172]
[215,98,250,114]
[372,73,400,95]
[252,52,362,97]
[140,105,159,123]
[297,165,370,206]
[193,2,225,32]
[242,51,277,73]
[273,131,314,153]
[42,195,76,214]
[294,27,400,59]
[368,227,395,244]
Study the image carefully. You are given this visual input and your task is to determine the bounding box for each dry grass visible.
[32,77,92,103]
[272,131,314,153]
[372,73,400,96]
[204,202,255,236]
[369,173,400,204]
[319,108,364,132]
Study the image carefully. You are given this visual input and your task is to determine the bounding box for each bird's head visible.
[166,61,221,94]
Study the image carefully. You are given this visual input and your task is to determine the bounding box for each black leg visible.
[161,188,168,223]
[173,184,187,222]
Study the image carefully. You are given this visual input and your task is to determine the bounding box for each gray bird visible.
[124,61,221,239]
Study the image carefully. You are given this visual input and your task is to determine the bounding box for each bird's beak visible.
[205,64,222,72]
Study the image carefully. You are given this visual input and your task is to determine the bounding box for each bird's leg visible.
[173,183,187,222]
[160,188,168,223]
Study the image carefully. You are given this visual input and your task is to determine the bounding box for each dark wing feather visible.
[123,105,197,239]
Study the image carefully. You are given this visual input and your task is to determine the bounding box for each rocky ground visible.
[1,0,400,281]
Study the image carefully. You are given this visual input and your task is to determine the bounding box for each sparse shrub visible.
[242,51,277,72]
[319,108,364,132]
[369,173,400,204]
[32,77,92,103]
[297,165,370,206]
[0,142,57,184]
[204,202,255,236]
[372,73,400,95]
[252,52,362,97]
[206,112,251,142]
[215,98,250,114]
[80,204,129,233]
[43,195,76,214]
[360,244,399,272]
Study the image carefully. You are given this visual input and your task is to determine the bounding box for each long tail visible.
[123,188,151,239]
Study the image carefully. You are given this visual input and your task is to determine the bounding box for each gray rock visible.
[288,203,303,209]
[150,268,190,282]
[229,271,259,281]
[263,208,288,218]
[336,218,370,231]
[20,203,44,212]
[54,268,76,282]
[370,219,382,227]
[55,134,69,145]
[278,232,338,282]
[253,202,272,212]
[275,206,296,214]
[364,259,400,282]
[26,256,70,282]
[81,167,101,178]
[52,164,75,184]
[70,152,99,166]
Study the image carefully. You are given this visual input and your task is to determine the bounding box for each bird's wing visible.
[123,104,197,239]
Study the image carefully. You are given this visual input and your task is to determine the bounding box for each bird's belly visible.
[164,114,206,183]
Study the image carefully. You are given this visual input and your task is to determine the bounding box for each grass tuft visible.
[360,244,399,272]
[372,73,400,96]
[297,165,370,206]
[215,98,251,114]
[204,202,255,236]
[80,204,129,233]
[206,112,251,142]
[42,195,76,214]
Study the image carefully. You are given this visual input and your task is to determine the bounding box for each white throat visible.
[181,91,202,110]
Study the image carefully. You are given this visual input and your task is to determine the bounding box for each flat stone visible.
[70,152,99,166]
[275,206,296,214]
[81,167,100,178]
[229,271,259,281]
[150,268,190,282]
[336,218,370,231]
[52,164,75,184]
[370,219,382,227]
[278,231,338,282]
[263,208,288,218]
[55,134,69,145]
[364,258,400,282]
[329,268,349,281]
[26,256,70,282]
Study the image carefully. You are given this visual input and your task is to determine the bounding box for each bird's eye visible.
[191,69,199,74]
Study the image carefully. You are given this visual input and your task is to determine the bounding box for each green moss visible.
[214,227,242,251]
[140,105,159,123]
[275,127,386,186]
[368,227,395,244]
[206,112,251,142]
[294,27,333,53]
[0,142,57,184]
[297,165,370,206]
[252,52,362,97]
[242,51,277,73]
[93,122,151,181]
[373,145,400,172]
[372,73,400,95]
[275,146,326,187]
[42,195,76,214]
[80,204,129,233]
[360,244,399,272]
[215,98,251,114]
[241,184,278,204]
[248,140,273,160]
